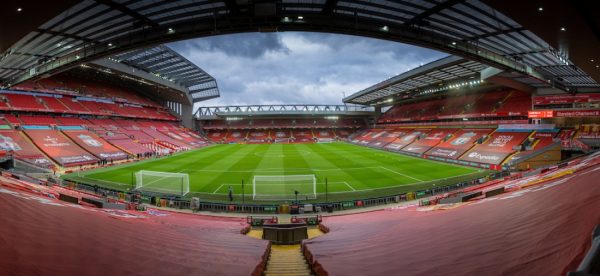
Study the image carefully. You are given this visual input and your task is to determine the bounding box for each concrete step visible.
[264,272,313,276]
[264,245,312,276]
[268,260,308,264]
[267,264,310,268]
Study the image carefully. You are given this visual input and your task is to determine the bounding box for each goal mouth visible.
[252,174,317,201]
[135,170,190,197]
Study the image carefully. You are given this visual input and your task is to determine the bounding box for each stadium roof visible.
[111,45,219,102]
[0,0,599,97]
[345,56,487,104]
[195,104,374,118]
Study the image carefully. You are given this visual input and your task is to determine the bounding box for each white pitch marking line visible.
[212,184,225,194]
[379,166,423,182]
[342,181,356,191]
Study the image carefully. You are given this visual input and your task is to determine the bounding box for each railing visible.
[568,224,600,275]
[56,169,501,214]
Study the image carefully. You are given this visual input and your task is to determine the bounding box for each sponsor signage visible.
[460,150,509,165]
[384,143,404,150]
[554,109,600,117]
[66,131,127,160]
[527,110,554,118]
[25,130,98,166]
[498,124,555,130]
[426,148,462,159]
[401,146,426,153]
[533,94,600,105]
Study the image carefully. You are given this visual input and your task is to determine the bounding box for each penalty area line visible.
[342,181,356,191]
[379,166,423,182]
[212,184,225,194]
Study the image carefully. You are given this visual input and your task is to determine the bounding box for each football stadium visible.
[1,1,600,275]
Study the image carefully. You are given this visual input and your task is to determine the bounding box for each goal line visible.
[253,174,317,201]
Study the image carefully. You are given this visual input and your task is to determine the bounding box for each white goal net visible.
[253,175,316,201]
[135,170,190,196]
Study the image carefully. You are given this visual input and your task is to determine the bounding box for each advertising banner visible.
[533,94,600,105]
[24,130,98,166]
[426,147,468,159]
[554,110,600,117]
[63,130,128,160]
[459,150,510,165]
[0,130,53,167]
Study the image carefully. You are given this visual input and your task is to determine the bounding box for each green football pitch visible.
[62,143,489,203]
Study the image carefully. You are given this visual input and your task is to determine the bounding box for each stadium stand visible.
[3,114,22,125]
[0,130,54,168]
[577,124,600,139]
[39,96,69,112]
[103,136,152,156]
[0,178,269,276]
[437,93,480,117]
[18,115,57,126]
[141,127,191,150]
[206,129,229,142]
[425,128,494,159]
[0,96,10,110]
[506,130,560,166]
[225,130,247,143]
[467,90,507,114]
[574,124,600,147]
[247,130,269,143]
[4,93,47,111]
[334,129,352,138]
[62,130,128,161]
[314,129,335,142]
[459,130,532,166]
[5,76,178,122]
[366,129,407,148]
[496,90,532,113]
[272,129,291,143]
[56,116,89,126]
[303,155,600,276]
[78,100,111,115]
[17,76,162,108]
[171,129,207,146]
[401,128,458,154]
[23,129,98,167]
[384,129,430,151]
[292,129,315,143]
[350,129,377,145]
[378,89,531,124]
[57,97,90,113]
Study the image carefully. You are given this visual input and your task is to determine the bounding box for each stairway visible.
[264,244,313,276]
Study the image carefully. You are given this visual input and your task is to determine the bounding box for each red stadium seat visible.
[24,129,98,167]
[62,130,128,160]
[18,115,57,125]
[0,130,54,167]
[459,131,531,165]
[5,93,46,111]
[425,128,494,159]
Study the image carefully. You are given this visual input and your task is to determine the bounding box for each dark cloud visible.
[169,32,447,108]
[177,33,289,58]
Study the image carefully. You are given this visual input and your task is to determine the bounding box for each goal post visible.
[134,170,190,196]
[252,175,317,201]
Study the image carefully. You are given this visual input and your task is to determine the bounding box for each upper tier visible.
[3,75,176,121]
[0,91,176,121]
[13,76,161,108]
[379,89,531,123]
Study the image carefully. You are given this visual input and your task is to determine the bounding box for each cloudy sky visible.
[170,32,446,107]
